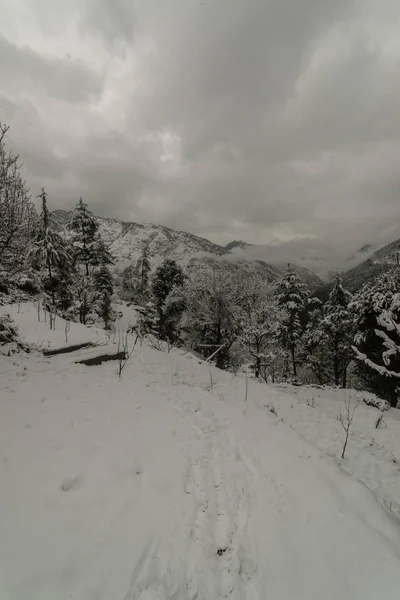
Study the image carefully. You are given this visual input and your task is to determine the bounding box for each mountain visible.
[224,240,253,252]
[341,239,400,293]
[52,210,227,265]
[52,210,323,289]
[223,239,323,290]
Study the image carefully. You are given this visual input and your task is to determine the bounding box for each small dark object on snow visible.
[217,548,228,556]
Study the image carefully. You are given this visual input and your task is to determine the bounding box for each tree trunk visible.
[47,260,55,306]
[333,340,339,386]
[255,357,261,380]
[342,365,347,389]
[291,344,297,378]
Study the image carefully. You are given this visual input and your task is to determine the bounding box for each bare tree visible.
[0,123,37,276]
[117,331,137,378]
[49,310,56,331]
[338,392,362,459]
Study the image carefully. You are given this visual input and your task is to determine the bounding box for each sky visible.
[1,0,400,271]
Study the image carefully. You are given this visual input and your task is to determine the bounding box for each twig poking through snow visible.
[338,391,362,459]
[117,331,137,378]
[64,321,71,344]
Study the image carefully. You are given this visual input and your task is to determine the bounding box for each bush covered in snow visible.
[0,312,21,355]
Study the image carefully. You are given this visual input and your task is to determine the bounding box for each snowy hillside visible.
[1,311,400,599]
[52,210,322,288]
[52,210,227,268]
[342,239,400,292]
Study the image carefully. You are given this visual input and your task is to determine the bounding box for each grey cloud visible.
[1,0,400,272]
[0,34,102,103]
[80,0,136,49]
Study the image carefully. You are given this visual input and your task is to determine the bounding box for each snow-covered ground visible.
[1,316,400,599]
[2,303,110,351]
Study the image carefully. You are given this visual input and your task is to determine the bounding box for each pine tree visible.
[136,244,151,298]
[67,198,113,323]
[305,275,353,386]
[352,269,400,406]
[151,259,185,339]
[67,198,113,275]
[131,301,158,342]
[94,265,115,329]
[67,198,99,276]
[275,265,309,378]
[120,263,139,301]
[29,189,71,307]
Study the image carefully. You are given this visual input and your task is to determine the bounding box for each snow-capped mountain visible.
[52,210,323,289]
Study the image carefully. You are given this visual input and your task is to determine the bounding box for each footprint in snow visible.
[61,476,82,492]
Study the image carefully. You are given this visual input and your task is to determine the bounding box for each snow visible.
[1,320,400,598]
[1,303,110,351]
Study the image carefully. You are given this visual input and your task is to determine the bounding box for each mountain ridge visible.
[52,210,323,290]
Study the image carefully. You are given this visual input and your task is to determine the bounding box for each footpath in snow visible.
[1,307,400,599]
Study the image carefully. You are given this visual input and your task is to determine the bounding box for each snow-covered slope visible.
[1,317,400,598]
[52,210,227,268]
[2,302,110,352]
[342,239,400,292]
[52,210,322,288]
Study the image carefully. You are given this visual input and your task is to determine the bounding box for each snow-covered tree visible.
[176,269,242,369]
[94,265,115,329]
[0,123,37,277]
[130,301,158,342]
[74,273,98,325]
[151,259,185,339]
[236,278,280,379]
[120,263,139,301]
[275,265,309,378]
[67,198,112,275]
[136,244,151,299]
[352,269,400,406]
[305,275,353,386]
[67,199,113,324]
[29,189,71,307]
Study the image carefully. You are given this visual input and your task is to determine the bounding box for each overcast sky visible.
[1,0,400,268]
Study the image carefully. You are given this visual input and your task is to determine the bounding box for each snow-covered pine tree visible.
[67,198,99,276]
[94,265,115,329]
[275,264,309,379]
[67,198,113,324]
[136,244,151,299]
[352,269,400,406]
[67,198,113,275]
[305,275,353,386]
[131,301,158,343]
[29,189,71,307]
[120,263,139,301]
[151,259,185,339]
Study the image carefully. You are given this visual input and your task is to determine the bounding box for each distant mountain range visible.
[53,209,400,294]
[52,211,323,290]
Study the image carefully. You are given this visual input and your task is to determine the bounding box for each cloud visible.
[0,0,400,271]
[0,34,103,102]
